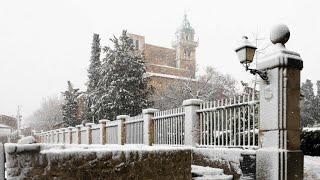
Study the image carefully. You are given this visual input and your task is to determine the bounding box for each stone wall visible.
[144,44,176,67]
[5,144,192,180]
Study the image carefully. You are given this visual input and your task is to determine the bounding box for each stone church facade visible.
[128,14,198,92]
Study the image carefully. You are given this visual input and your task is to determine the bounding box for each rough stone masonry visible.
[5,144,192,180]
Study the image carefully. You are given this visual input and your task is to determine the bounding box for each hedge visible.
[301,128,320,156]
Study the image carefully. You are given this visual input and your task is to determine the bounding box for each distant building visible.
[128,14,198,92]
[0,114,17,142]
[0,114,17,129]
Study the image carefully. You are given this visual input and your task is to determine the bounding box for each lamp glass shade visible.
[246,47,256,63]
[235,36,257,64]
[235,46,256,64]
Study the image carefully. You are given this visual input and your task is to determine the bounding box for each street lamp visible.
[235,36,268,81]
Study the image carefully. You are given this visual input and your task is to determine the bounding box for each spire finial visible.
[184,9,188,19]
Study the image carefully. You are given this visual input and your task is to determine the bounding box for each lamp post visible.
[235,36,268,81]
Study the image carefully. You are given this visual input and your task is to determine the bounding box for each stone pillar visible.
[256,24,304,180]
[142,108,159,145]
[183,99,203,146]
[0,143,4,180]
[99,120,108,145]
[116,115,129,145]
[67,127,73,144]
[51,131,55,143]
[60,128,66,144]
[44,132,47,143]
[75,125,82,144]
[40,130,44,143]
[85,123,94,145]
[55,130,60,144]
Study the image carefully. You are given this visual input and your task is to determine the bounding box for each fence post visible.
[99,120,108,145]
[143,108,159,146]
[256,24,303,179]
[183,99,203,147]
[44,132,47,143]
[59,128,66,144]
[56,129,60,144]
[0,143,4,180]
[67,127,73,144]
[50,130,54,143]
[40,130,44,143]
[116,115,129,145]
[85,123,94,145]
[75,125,82,144]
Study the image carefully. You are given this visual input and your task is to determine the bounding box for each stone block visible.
[256,149,303,180]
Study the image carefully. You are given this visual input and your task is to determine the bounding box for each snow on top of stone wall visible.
[193,148,256,164]
[303,127,320,132]
[6,144,190,162]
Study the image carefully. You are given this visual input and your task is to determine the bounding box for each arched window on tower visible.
[183,50,191,60]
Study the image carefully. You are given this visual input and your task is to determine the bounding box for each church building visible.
[128,14,198,92]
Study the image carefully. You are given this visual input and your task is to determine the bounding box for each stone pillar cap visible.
[183,99,204,106]
[257,24,303,71]
[67,126,74,129]
[75,125,83,128]
[270,24,290,46]
[85,123,94,127]
[116,115,130,120]
[142,108,159,114]
[99,119,110,123]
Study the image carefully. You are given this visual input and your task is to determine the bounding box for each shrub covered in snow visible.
[17,136,36,144]
[301,128,320,156]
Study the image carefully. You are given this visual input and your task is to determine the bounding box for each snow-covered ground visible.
[191,165,233,180]
[304,155,320,180]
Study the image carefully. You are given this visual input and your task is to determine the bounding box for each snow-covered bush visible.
[17,136,36,144]
[301,128,320,156]
[7,130,20,143]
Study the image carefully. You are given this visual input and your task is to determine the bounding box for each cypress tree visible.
[86,33,101,122]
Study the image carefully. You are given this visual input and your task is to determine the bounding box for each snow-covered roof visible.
[0,124,11,129]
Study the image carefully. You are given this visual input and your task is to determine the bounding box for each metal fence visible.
[125,115,144,144]
[35,93,259,149]
[153,107,185,145]
[197,93,259,148]
[106,121,119,144]
[91,124,101,144]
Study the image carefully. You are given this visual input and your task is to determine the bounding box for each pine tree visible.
[301,79,316,127]
[86,33,101,122]
[94,30,149,120]
[62,81,81,126]
[314,81,320,126]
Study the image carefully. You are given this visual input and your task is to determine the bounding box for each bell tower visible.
[173,14,198,78]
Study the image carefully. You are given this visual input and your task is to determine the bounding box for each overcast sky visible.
[1,0,319,118]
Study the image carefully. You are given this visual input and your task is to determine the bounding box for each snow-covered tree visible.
[62,81,81,126]
[86,33,101,122]
[151,66,237,110]
[24,95,63,131]
[94,30,149,120]
[301,79,316,127]
[314,81,320,125]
